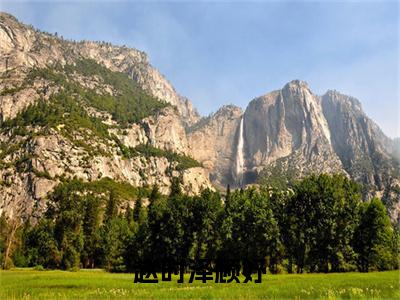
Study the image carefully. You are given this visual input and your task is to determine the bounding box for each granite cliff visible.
[188,81,399,221]
[0,13,210,218]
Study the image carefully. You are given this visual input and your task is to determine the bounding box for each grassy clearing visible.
[0,269,399,299]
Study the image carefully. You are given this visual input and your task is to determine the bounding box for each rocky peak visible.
[321,91,395,179]
[214,104,243,118]
[240,81,342,185]
[283,79,310,91]
[323,90,363,113]
[0,12,199,126]
[189,80,345,188]
[321,91,399,222]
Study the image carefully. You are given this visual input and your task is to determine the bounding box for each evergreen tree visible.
[82,195,102,268]
[149,184,161,207]
[354,198,395,272]
[101,216,131,272]
[25,219,61,268]
[285,174,361,273]
[104,191,118,223]
[189,189,221,261]
[169,177,182,197]
[133,195,144,223]
[219,188,279,271]
[49,181,85,270]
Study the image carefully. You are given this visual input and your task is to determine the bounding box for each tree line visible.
[0,174,398,273]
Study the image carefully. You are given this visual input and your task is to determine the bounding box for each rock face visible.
[0,13,210,219]
[189,81,345,187]
[0,13,199,125]
[321,90,400,220]
[188,81,399,221]
[242,81,344,181]
[321,90,392,187]
[187,105,243,188]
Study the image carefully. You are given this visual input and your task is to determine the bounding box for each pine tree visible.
[149,184,161,206]
[133,196,143,222]
[169,177,182,197]
[105,191,118,223]
[354,198,395,272]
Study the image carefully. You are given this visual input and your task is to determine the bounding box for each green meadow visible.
[0,269,399,299]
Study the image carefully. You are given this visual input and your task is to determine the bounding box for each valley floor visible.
[0,269,399,299]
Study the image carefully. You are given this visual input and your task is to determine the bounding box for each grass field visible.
[0,269,399,299]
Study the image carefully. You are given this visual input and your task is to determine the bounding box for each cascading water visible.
[235,116,245,186]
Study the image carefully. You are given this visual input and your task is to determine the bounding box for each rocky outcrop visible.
[321,90,399,219]
[0,118,213,218]
[242,81,344,182]
[188,81,399,221]
[0,12,199,126]
[187,105,243,188]
[0,13,210,219]
[189,81,345,187]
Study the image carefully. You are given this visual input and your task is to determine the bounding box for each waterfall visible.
[235,116,245,185]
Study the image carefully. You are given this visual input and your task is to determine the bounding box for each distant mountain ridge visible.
[0,12,398,222]
[188,81,399,221]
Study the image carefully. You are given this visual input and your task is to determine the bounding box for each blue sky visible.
[1,1,399,137]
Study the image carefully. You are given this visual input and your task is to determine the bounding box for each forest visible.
[0,174,398,273]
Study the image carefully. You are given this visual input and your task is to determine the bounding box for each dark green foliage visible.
[83,177,147,200]
[15,178,147,270]
[219,188,279,266]
[169,177,182,197]
[51,185,85,270]
[145,192,188,266]
[61,59,167,126]
[285,174,361,273]
[116,142,202,171]
[24,219,61,269]
[0,85,26,96]
[189,189,222,260]
[4,173,398,273]
[22,59,168,127]
[1,93,111,156]
[354,198,397,272]
[104,192,119,223]
[101,217,132,272]
[149,184,161,206]
[133,194,146,225]
[81,195,102,268]
[129,144,202,170]
[0,213,9,266]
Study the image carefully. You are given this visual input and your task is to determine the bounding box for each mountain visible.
[321,91,400,220]
[0,13,399,222]
[0,12,211,218]
[189,81,399,221]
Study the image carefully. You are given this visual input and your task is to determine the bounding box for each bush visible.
[33,265,44,271]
